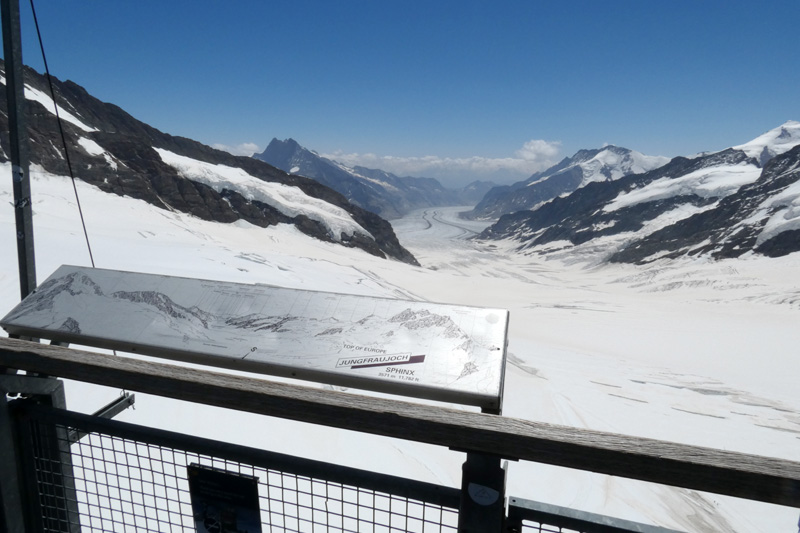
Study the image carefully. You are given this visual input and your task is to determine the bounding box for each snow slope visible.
[0,73,95,132]
[606,122,800,216]
[604,163,762,211]
[755,177,800,246]
[734,120,800,165]
[155,148,371,241]
[2,168,799,532]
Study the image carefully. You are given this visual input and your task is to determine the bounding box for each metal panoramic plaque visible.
[1,265,508,409]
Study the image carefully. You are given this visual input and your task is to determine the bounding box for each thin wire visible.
[28,0,96,268]
[29,0,121,361]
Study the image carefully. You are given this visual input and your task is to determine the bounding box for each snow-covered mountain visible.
[479,121,800,263]
[465,146,670,220]
[0,60,417,265]
[255,138,482,218]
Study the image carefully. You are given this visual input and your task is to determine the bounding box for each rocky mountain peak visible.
[465,145,669,220]
[255,138,468,219]
[733,120,800,167]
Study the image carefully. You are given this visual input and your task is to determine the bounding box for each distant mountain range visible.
[478,121,800,262]
[4,61,797,265]
[255,138,494,219]
[464,146,670,220]
[0,60,417,265]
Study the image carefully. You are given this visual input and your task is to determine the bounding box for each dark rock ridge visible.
[464,146,669,220]
[255,138,487,218]
[0,60,417,265]
[478,127,800,262]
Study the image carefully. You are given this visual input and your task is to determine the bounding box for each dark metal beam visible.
[1,0,36,300]
[1,0,37,300]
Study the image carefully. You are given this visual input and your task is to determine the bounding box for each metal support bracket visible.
[68,392,136,444]
[457,452,508,533]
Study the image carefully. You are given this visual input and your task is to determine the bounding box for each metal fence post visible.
[457,452,506,533]
[1,0,38,300]
[0,376,81,532]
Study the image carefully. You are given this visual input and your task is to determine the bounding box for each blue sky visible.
[11,0,800,186]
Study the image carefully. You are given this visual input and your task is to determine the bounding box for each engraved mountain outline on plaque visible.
[1,266,507,399]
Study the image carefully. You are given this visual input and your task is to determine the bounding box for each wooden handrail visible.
[1,336,798,507]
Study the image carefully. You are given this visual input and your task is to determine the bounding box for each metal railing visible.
[5,339,799,533]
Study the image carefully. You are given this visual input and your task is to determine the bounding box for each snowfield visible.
[2,169,799,532]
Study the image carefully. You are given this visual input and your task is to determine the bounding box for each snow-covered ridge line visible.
[23,84,98,132]
[0,75,97,133]
[155,148,373,241]
[527,147,670,189]
[734,120,800,166]
[332,160,399,191]
[605,163,761,212]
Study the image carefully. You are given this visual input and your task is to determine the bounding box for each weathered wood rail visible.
[1,336,799,508]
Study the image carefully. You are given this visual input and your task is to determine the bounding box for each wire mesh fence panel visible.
[16,402,460,533]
